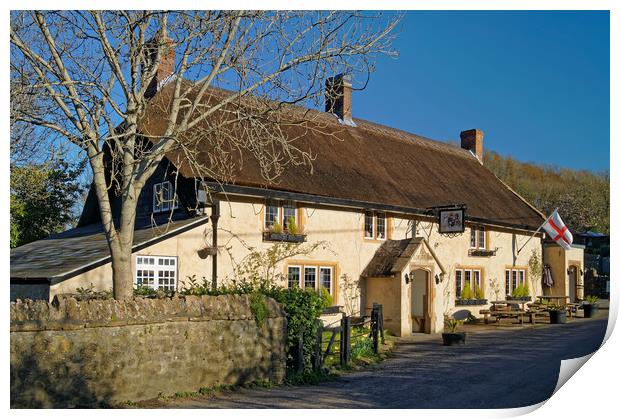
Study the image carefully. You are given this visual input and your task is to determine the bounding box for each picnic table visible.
[480,301,530,325]
[534,296,577,318]
[536,295,569,304]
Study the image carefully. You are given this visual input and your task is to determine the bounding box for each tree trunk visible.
[111,249,134,300]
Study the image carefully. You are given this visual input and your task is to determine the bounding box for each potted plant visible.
[582,295,600,318]
[442,316,466,346]
[548,303,567,324]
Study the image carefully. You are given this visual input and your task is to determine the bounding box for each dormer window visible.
[153,181,178,213]
[364,211,387,240]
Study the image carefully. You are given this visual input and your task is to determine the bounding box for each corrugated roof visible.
[139,84,544,230]
[10,215,209,282]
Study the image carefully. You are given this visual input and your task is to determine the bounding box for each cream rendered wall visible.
[48,222,211,300]
[543,244,585,302]
[212,197,543,331]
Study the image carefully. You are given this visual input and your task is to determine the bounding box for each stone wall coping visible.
[10,294,284,332]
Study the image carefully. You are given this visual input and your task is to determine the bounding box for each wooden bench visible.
[479,309,492,324]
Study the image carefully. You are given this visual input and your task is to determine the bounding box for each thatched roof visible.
[139,83,544,230]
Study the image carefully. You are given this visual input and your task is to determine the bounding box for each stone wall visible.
[10,295,287,408]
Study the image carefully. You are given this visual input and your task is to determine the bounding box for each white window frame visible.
[455,268,482,298]
[304,266,317,290]
[505,268,528,296]
[376,212,387,240]
[135,255,178,291]
[152,181,178,213]
[364,211,387,241]
[265,201,281,230]
[282,202,298,231]
[470,226,487,249]
[265,200,299,232]
[364,211,375,239]
[287,263,335,296]
[288,265,301,289]
[319,266,333,295]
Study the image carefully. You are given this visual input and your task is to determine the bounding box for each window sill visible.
[263,231,307,243]
[468,248,496,257]
[455,298,488,306]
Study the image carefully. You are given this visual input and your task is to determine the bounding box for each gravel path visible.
[155,316,608,409]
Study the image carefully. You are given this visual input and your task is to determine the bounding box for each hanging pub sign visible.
[438,207,465,234]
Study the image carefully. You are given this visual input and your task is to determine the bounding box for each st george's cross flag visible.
[542,209,573,250]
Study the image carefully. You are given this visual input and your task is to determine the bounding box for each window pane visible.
[288,267,300,289]
[320,267,332,295]
[470,227,477,247]
[304,267,316,290]
[456,271,462,298]
[474,271,481,292]
[364,211,374,238]
[283,203,296,231]
[519,270,525,286]
[505,270,510,296]
[465,270,471,287]
[478,227,485,249]
[512,270,518,292]
[265,203,279,229]
[376,213,386,239]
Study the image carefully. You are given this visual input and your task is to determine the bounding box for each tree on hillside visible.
[10,10,401,299]
[485,150,609,234]
[10,161,85,248]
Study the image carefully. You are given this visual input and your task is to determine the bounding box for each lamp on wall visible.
[435,273,444,285]
[404,273,410,284]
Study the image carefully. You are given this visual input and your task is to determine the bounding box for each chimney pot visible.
[460,129,484,163]
[325,74,353,125]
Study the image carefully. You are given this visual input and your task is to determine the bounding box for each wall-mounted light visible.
[435,273,444,285]
[404,273,410,284]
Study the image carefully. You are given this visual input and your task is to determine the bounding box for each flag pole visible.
[516,208,557,255]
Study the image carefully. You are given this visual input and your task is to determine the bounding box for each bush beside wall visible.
[10,295,287,407]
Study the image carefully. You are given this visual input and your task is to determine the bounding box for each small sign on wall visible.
[438,208,465,234]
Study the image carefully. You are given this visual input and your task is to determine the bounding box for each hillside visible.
[484,150,609,234]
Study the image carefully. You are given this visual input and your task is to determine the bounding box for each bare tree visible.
[10,10,401,300]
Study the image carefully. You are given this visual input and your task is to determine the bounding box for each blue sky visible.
[352,11,610,172]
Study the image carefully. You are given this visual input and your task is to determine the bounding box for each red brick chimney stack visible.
[325,74,353,125]
[144,35,176,98]
[460,129,484,163]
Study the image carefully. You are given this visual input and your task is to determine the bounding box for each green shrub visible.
[181,277,328,374]
[133,286,159,296]
[321,287,334,307]
[460,282,473,299]
[511,284,530,298]
[249,292,268,327]
[586,295,599,304]
[286,216,299,235]
[474,285,485,299]
[270,221,283,234]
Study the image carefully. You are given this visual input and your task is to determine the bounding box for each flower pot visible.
[442,332,466,346]
[549,309,567,324]
[582,304,599,318]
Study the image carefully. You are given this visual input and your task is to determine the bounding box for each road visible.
[157,316,608,409]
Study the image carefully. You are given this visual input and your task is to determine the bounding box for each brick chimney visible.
[144,36,176,98]
[460,129,484,163]
[325,74,354,125]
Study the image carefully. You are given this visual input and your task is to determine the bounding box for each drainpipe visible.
[211,198,220,290]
